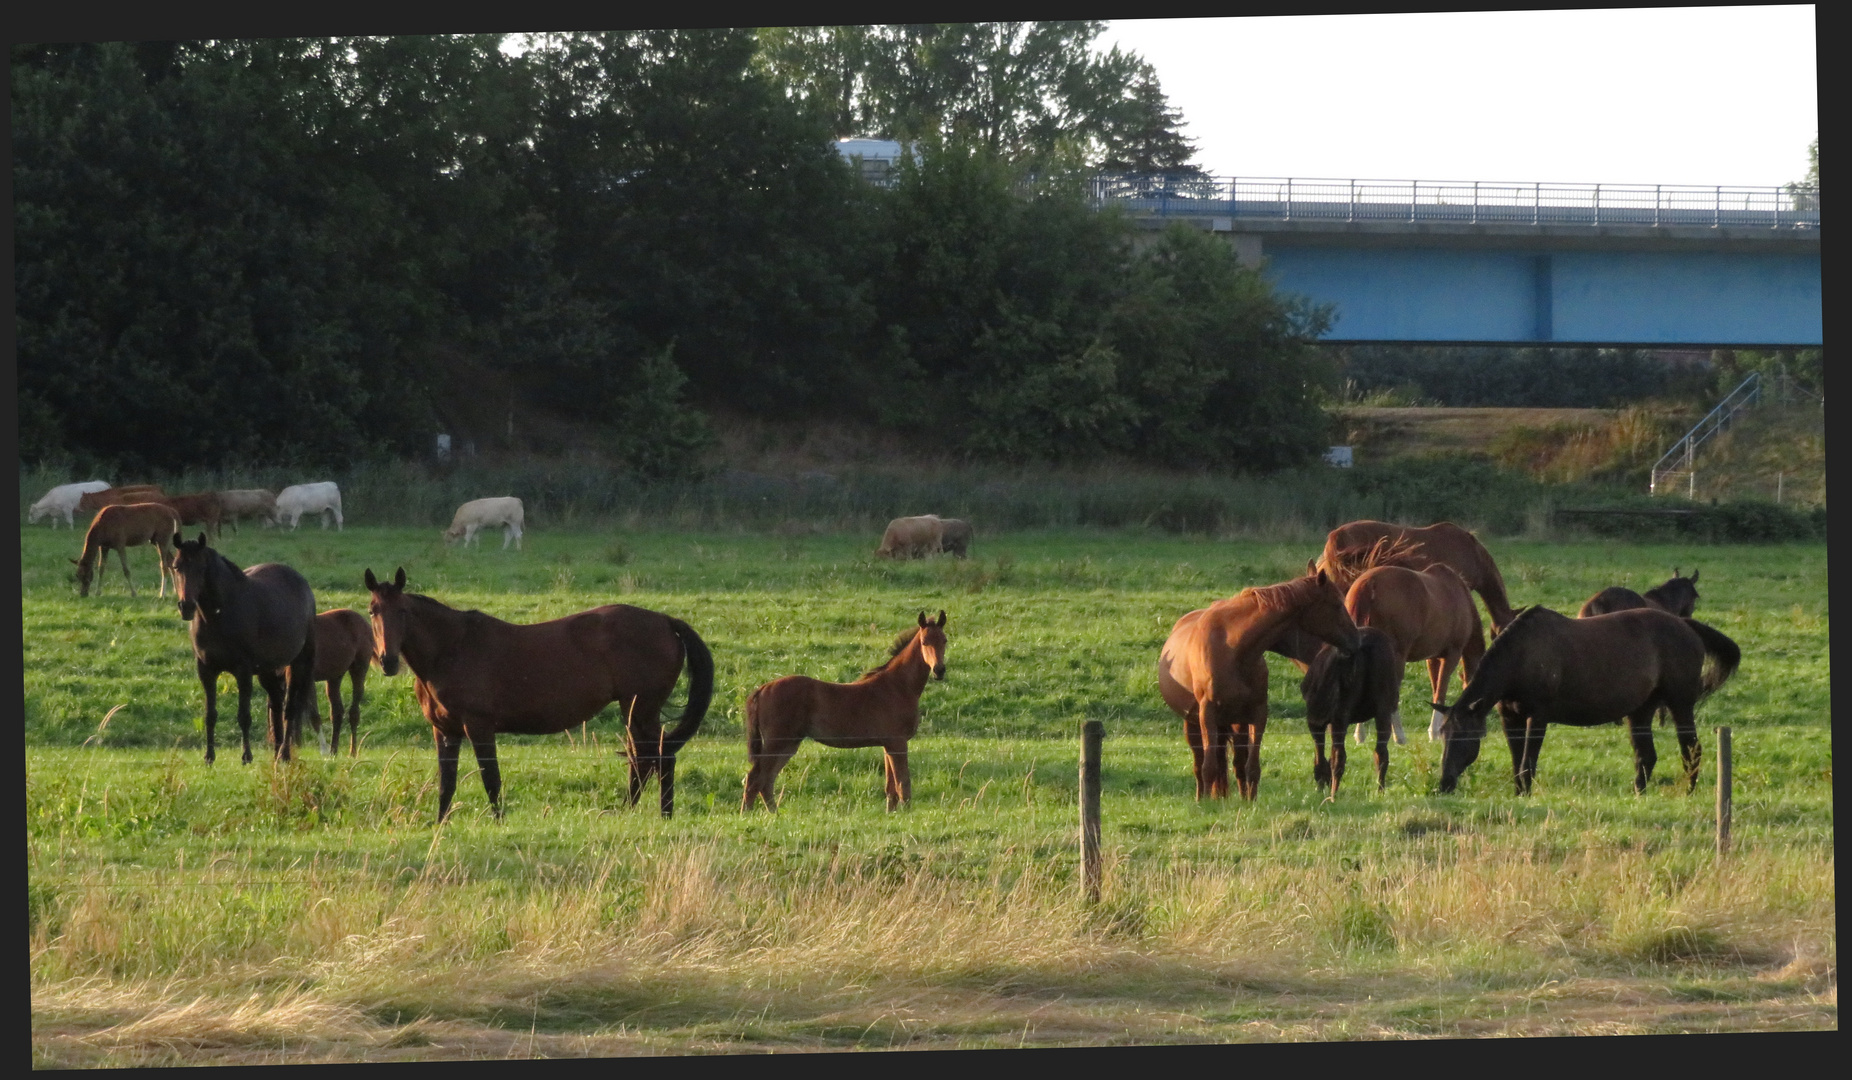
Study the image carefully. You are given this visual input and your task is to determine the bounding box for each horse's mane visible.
[1324,534,1422,580]
[859,627,921,680]
[1238,574,1330,615]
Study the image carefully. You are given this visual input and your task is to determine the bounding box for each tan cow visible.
[876,515,945,559]
[938,518,974,558]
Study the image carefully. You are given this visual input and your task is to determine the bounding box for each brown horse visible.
[72,502,182,597]
[304,608,374,756]
[1579,568,1700,618]
[1437,606,1740,795]
[1318,520,1517,631]
[364,567,713,821]
[743,611,948,812]
[1165,572,1361,802]
[1342,563,1485,743]
[1158,612,1327,799]
[76,485,165,516]
[1301,627,1404,797]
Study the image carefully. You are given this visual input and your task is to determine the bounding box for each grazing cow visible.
[938,517,974,558]
[29,481,110,527]
[444,497,525,550]
[76,485,166,516]
[276,482,343,530]
[876,515,944,559]
[157,492,225,538]
[71,502,182,597]
[217,489,279,532]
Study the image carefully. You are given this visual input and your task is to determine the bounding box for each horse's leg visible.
[1500,706,1527,793]
[1199,702,1230,800]
[468,728,503,819]
[1187,713,1208,800]
[658,751,676,819]
[744,739,798,812]
[1310,722,1332,794]
[1671,702,1702,793]
[1329,721,1346,797]
[1427,656,1455,740]
[1626,705,1659,795]
[258,669,289,762]
[887,741,911,809]
[116,546,136,597]
[199,662,219,765]
[234,672,256,765]
[323,679,342,756]
[1374,715,1390,791]
[435,729,464,822]
[1226,723,1250,802]
[347,665,366,756]
[1513,713,1546,795]
[1244,713,1269,801]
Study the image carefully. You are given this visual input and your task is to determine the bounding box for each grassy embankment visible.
[25,525,1833,1061]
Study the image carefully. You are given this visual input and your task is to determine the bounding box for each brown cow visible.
[76,485,165,515]
[1316,520,1517,631]
[71,502,182,597]
[876,515,945,559]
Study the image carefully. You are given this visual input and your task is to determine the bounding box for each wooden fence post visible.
[1079,720,1103,904]
[1715,726,1732,855]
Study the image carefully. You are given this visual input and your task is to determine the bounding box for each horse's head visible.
[917,609,948,680]
[171,532,229,620]
[364,566,409,676]
[1298,569,1363,656]
[70,556,93,596]
[1435,694,1493,792]
[1650,568,1700,618]
[1299,643,1347,728]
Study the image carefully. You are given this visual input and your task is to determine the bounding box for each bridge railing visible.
[1090,174,1822,230]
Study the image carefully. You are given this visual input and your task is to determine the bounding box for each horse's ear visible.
[171,532,182,548]
[197,531,208,546]
[1316,568,1329,587]
[364,568,379,591]
[918,610,928,628]
[936,609,947,627]
[1307,557,1317,573]
[1688,569,1698,583]
[393,567,406,590]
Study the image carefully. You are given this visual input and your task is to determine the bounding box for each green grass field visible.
[24,524,1833,1062]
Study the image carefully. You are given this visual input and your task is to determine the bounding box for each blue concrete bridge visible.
[1095,174,1822,347]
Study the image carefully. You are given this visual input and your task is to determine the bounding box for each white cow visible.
[28,480,111,527]
[444,496,524,550]
[276,482,344,530]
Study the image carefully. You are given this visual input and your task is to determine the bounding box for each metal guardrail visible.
[1650,371,1762,497]
[1091,174,1823,230]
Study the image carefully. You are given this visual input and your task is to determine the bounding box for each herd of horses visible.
[43,497,1742,821]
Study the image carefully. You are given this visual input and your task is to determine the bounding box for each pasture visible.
[23,524,1833,1062]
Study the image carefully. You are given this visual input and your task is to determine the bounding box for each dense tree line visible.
[15,29,1332,477]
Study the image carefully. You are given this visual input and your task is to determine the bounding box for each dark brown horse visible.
[171,533,318,764]
[364,567,713,821]
[304,608,374,756]
[1437,606,1739,795]
[1579,568,1700,618]
[743,611,948,812]
[1318,521,1517,631]
[1163,572,1361,801]
[1301,627,1404,797]
[1343,562,1484,743]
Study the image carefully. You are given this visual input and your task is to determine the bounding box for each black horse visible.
[1437,605,1738,796]
[1578,568,1700,618]
[1301,626,1405,797]
[171,533,318,763]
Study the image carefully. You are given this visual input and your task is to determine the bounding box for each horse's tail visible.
[661,618,714,758]
[1684,618,1741,698]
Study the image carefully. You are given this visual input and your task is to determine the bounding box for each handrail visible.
[1088,174,1822,230]
[1650,372,1763,496]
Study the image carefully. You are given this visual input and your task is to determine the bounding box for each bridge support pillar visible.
[1232,233,1264,269]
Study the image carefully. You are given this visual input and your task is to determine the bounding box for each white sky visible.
[1103,8,1818,188]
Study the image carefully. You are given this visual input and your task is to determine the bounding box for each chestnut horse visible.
[1342,562,1484,743]
[1301,627,1404,797]
[364,568,713,821]
[743,611,948,812]
[303,608,374,756]
[72,502,181,597]
[171,534,318,764]
[1437,606,1739,795]
[1318,521,1517,631]
[1158,612,1328,800]
[1579,568,1700,618]
[1163,572,1361,801]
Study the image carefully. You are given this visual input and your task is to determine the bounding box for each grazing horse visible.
[72,503,182,597]
[1580,568,1700,618]
[1166,572,1361,802]
[1342,563,1484,743]
[364,567,713,821]
[303,608,374,756]
[171,534,318,764]
[1318,521,1517,631]
[1301,627,1404,797]
[743,611,948,812]
[1436,606,1739,796]
[1158,612,1327,800]
[76,485,166,516]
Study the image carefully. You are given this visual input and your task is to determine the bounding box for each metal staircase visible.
[1649,372,1761,496]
